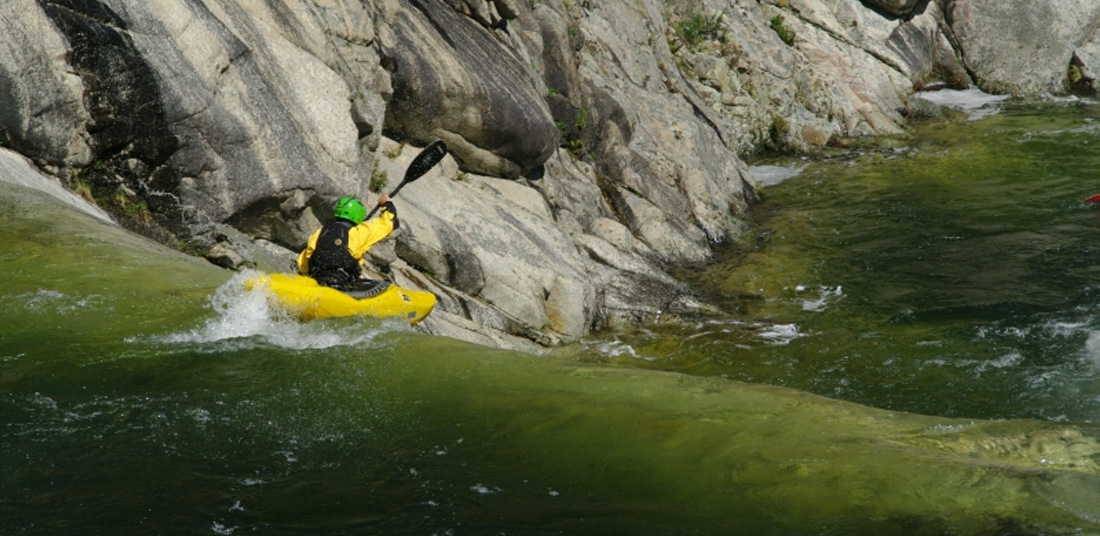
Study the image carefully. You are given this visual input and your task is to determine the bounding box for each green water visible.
[5,100,1100,535]
[573,101,1100,424]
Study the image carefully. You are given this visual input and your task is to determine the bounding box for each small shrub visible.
[770,14,796,46]
[72,178,94,203]
[557,108,588,156]
[383,145,402,160]
[370,169,388,193]
[1067,62,1095,94]
[123,198,152,223]
[675,13,726,49]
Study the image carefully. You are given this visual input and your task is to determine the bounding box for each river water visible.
[5,97,1100,535]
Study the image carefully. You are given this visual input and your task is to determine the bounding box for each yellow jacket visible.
[296,207,396,275]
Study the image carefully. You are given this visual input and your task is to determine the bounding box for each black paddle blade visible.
[403,140,448,183]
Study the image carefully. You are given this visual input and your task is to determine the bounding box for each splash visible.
[150,271,397,350]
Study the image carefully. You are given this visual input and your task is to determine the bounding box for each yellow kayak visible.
[246,273,436,324]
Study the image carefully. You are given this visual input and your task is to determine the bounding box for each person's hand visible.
[377,193,390,205]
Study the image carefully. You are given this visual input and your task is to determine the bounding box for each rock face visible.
[2,0,1099,351]
[0,0,93,169]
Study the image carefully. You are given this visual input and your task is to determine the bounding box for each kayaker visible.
[296,195,399,294]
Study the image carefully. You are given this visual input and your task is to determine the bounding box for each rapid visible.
[5,94,1100,535]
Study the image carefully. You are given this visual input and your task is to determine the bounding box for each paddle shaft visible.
[365,140,447,220]
[364,178,410,221]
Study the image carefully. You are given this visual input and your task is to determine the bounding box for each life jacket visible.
[307,219,362,289]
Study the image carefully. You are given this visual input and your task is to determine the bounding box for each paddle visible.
[365,140,448,220]
[1087,193,1100,204]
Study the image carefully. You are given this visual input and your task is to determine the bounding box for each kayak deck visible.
[246,273,435,324]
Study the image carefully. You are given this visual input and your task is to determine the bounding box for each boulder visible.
[859,0,925,18]
[374,0,559,179]
[946,0,1100,96]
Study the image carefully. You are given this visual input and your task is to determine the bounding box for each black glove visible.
[380,200,399,229]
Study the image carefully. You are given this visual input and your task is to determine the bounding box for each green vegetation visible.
[1068,63,1092,93]
[369,168,388,193]
[770,14,796,46]
[673,13,726,50]
[1069,64,1083,85]
[557,107,588,156]
[71,177,94,203]
[118,193,153,224]
[768,113,789,148]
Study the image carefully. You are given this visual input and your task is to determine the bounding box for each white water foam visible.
[748,164,807,187]
[914,87,1009,121]
[20,288,106,315]
[755,323,804,345]
[1019,121,1100,143]
[1085,330,1100,368]
[149,271,396,350]
[797,285,844,312]
[470,483,501,495]
[598,339,640,359]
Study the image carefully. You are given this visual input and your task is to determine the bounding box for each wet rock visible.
[205,242,247,270]
[901,96,945,119]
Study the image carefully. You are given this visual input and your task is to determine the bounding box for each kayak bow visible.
[246,273,435,324]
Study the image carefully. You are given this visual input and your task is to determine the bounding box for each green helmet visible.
[333,197,366,224]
